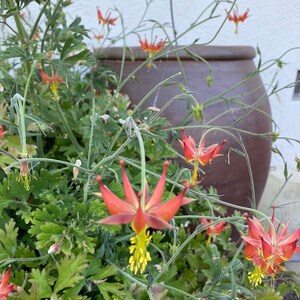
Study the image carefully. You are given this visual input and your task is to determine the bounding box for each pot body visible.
[98,46,272,210]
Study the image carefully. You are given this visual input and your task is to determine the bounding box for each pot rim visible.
[96,45,257,61]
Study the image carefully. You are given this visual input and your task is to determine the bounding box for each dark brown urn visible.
[97,45,272,211]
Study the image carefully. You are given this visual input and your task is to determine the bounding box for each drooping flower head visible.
[39,68,64,101]
[16,153,35,191]
[138,35,167,68]
[226,8,250,34]
[93,33,104,44]
[200,218,228,244]
[180,128,226,165]
[179,128,226,185]
[96,160,189,274]
[241,208,300,286]
[0,266,17,299]
[96,6,118,26]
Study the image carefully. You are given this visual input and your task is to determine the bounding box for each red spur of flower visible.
[241,208,300,285]
[226,8,250,34]
[179,128,226,166]
[138,35,167,55]
[96,7,118,26]
[96,160,189,233]
[39,68,64,86]
[200,218,227,236]
[0,266,17,300]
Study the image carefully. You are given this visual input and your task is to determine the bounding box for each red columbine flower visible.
[180,128,226,184]
[138,35,167,68]
[39,68,64,101]
[96,160,188,274]
[226,8,250,34]
[241,208,300,286]
[0,125,4,141]
[97,160,187,232]
[200,218,228,244]
[96,6,118,26]
[0,266,17,299]
[93,33,104,44]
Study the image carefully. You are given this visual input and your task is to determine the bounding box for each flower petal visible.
[119,160,139,207]
[198,141,226,166]
[132,204,147,233]
[100,213,135,225]
[145,213,173,230]
[145,161,168,209]
[261,237,273,259]
[180,128,197,162]
[149,188,186,222]
[96,176,133,215]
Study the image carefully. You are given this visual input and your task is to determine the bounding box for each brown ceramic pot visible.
[97,45,272,211]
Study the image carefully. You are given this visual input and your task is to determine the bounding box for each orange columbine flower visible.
[200,218,228,244]
[96,6,118,26]
[241,208,300,286]
[179,128,226,184]
[39,68,64,101]
[0,266,17,299]
[96,160,188,274]
[138,35,167,68]
[93,33,104,44]
[226,8,250,34]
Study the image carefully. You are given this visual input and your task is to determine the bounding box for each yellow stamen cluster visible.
[17,162,31,191]
[129,227,152,274]
[17,171,31,191]
[248,266,265,286]
[50,83,60,101]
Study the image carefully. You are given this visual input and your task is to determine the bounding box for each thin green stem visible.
[29,0,51,40]
[41,0,64,54]
[127,117,146,209]
[87,88,96,168]
[55,101,82,153]
[5,157,91,174]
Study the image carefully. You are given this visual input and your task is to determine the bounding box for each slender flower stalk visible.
[179,128,226,185]
[96,160,189,274]
[241,207,300,286]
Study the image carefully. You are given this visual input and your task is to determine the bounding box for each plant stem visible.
[169,0,178,46]
[29,0,51,40]
[127,118,146,210]
[55,101,82,153]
